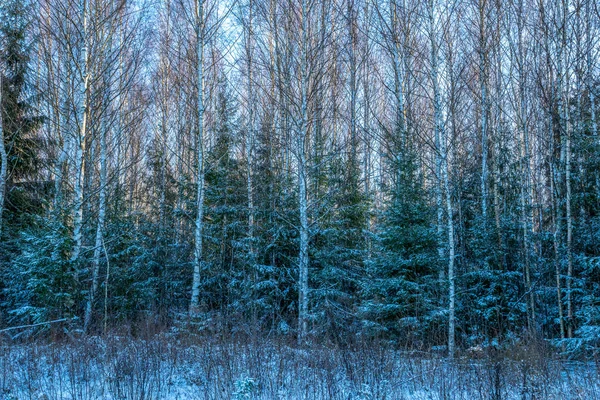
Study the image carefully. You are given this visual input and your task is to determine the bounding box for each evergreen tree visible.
[360,150,440,346]
[2,216,76,325]
[311,143,368,338]
[571,83,600,353]
[0,0,44,230]
[0,0,47,327]
[251,109,298,333]
[459,143,527,346]
[202,76,248,320]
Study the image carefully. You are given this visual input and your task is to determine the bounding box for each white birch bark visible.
[538,0,565,339]
[390,0,405,169]
[565,86,573,340]
[84,108,108,332]
[53,135,69,211]
[297,0,310,342]
[429,0,455,358]
[52,54,69,211]
[245,0,255,265]
[478,0,489,230]
[349,0,358,162]
[71,0,91,266]
[0,73,6,238]
[363,0,373,258]
[432,4,444,280]
[557,0,573,339]
[551,159,566,339]
[492,6,503,251]
[585,0,599,196]
[190,0,206,316]
[515,1,535,329]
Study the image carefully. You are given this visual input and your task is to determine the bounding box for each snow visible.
[0,336,598,400]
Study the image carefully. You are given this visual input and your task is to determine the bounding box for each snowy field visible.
[0,336,598,400]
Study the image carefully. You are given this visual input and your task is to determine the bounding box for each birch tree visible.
[296,0,310,341]
[71,0,92,266]
[83,0,144,331]
[428,0,456,358]
[243,0,256,268]
[188,0,229,316]
[476,0,490,235]
[189,0,207,316]
[0,72,5,239]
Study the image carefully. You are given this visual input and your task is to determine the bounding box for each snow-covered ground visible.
[0,336,598,399]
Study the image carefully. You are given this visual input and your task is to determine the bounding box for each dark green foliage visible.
[310,139,369,338]
[203,77,248,316]
[1,0,600,358]
[2,217,79,325]
[360,152,441,345]
[569,104,600,354]
[0,0,48,327]
[0,0,44,192]
[251,112,298,333]
[459,212,528,345]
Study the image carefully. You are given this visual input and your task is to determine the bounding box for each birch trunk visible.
[84,114,108,332]
[479,0,489,230]
[551,160,566,339]
[190,0,206,316]
[363,0,372,258]
[246,0,255,265]
[158,5,171,245]
[0,74,6,238]
[391,0,405,172]
[443,141,456,360]
[429,0,455,358]
[53,135,69,211]
[52,57,69,211]
[349,0,358,164]
[565,96,573,339]
[517,3,535,329]
[586,1,598,194]
[539,0,565,339]
[558,0,573,339]
[297,0,310,342]
[432,4,444,282]
[492,12,502,251]
[72,0,91,266]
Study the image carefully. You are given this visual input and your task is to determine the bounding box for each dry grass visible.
[0,330,598,399]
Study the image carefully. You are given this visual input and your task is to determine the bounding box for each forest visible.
[0,0,599,395]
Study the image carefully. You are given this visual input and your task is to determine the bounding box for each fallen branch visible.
[0,318,71,333]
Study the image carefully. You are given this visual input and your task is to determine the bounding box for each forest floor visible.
[0,329,598,400]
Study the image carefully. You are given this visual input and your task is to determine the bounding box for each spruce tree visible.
[0,0,44,229]
[203,76,247,319]
[360,150,440,346]
[311,143,368,338]
[0,0,49,326]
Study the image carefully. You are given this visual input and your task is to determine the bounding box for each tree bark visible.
[71,0,91,266]
[84,110,108,332]
[0,74,6,238]
[190,0,206,316]
[297,0,310,342]
[429,0,456,358]
[479,0,489,232]
[245,0,256,269]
